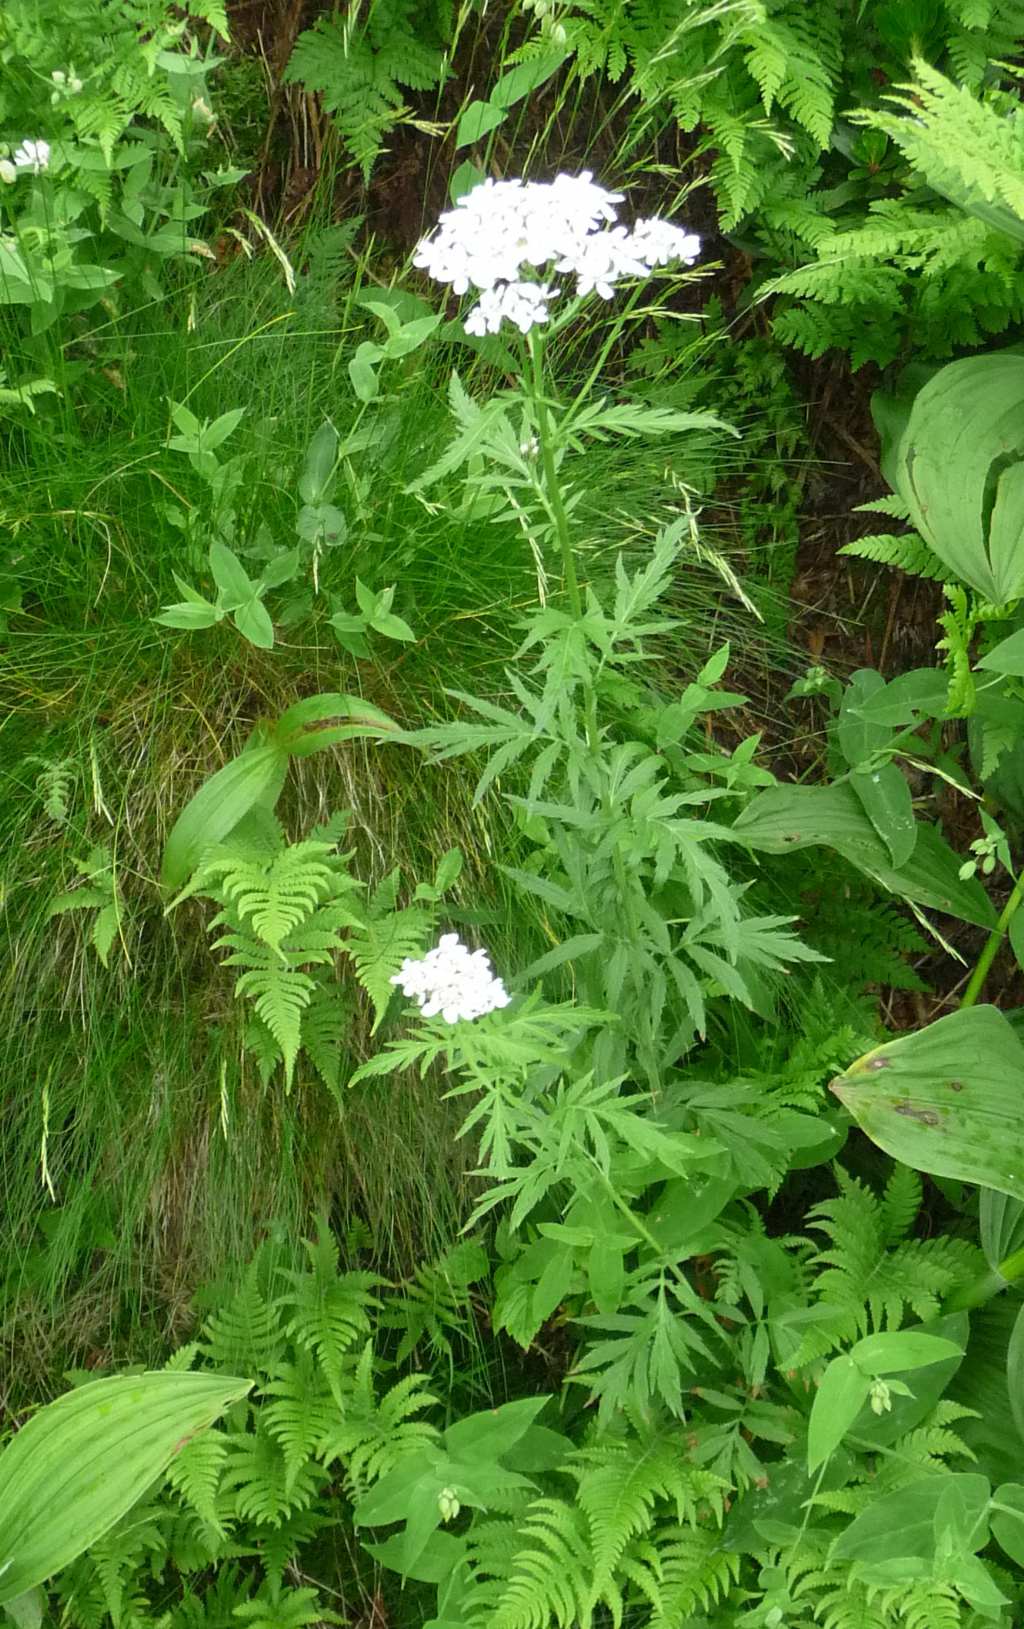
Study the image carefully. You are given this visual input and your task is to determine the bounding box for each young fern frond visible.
[346,871,432,1029]
[274,1225,382,1402]
[839,531,949,582]
[220,1424,321,1528]
[260,1353,337,1496]
[318,1341,440,1495]
[200,1262,285,1377]
[485,1497,597,1629]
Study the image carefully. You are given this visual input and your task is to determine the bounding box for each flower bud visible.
[51,69,66,85]
[868,1379,892,1415]
[0,160,17,185]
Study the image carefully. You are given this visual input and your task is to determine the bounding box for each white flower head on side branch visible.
[390,933,511,1025]
[413,169,700,335]
[11,139,51,175]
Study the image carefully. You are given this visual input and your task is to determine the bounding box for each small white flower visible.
[557,224,649,299]
[390,933,511,1025]
[465,280,558,337]
[628,217,701,269]
[12,139,50,175]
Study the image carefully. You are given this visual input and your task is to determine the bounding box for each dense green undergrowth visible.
[5,3,1024,1629]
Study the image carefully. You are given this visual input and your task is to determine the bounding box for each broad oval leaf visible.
[807,1355,870,1472]
[830,1005,1024,1201]
[893,352,1024,601]
[831,1472,991,1566]
[980,1188,1024,1270]
[0,1371,250,1603]
[160,739,288,891]
[850,761,916,868]
[734,782,995,926]
[454,99,506,149]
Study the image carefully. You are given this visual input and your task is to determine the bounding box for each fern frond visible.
[220,1424,320,1528]
[260,1353,336,1495]
[346,877,431,1028]
[487,1498,596,1629]
[203,842,338,950]
[284,0,446,179]
[275,1223,382,1401]
[165,1430,228,1534]
[319,1341,439,1494]
[233,1581,327,1629]
[298,982,352,1094]
[224,944,317,1085]
[839,531,948,582]
[200,1263,284,1375]
[385,1237,489,1364]
[570,1436,715,1590]
[878,1165,921,1244]
[644,1525,741,1625]
[246,1508,330,1594]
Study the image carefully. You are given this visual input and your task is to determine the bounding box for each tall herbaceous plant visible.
[9,105,1024,1629]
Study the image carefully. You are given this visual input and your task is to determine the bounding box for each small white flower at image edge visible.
[12,139,51,175]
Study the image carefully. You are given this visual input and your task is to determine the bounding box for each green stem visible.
[960,866,1024,1009]
[527,327,654,1083]
[941,1243,1024,1313]
[528,327,582,621]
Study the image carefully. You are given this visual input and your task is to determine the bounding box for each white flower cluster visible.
[390,933,511,1024]
[1,139,51,183]
[413,170,700,335]
[51,68,83,103]
[464,279,558,337]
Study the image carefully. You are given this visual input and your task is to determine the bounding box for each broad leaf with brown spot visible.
[830,1006,1024,1201]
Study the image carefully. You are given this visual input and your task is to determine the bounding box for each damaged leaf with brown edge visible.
[829,1006,1024,1202]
